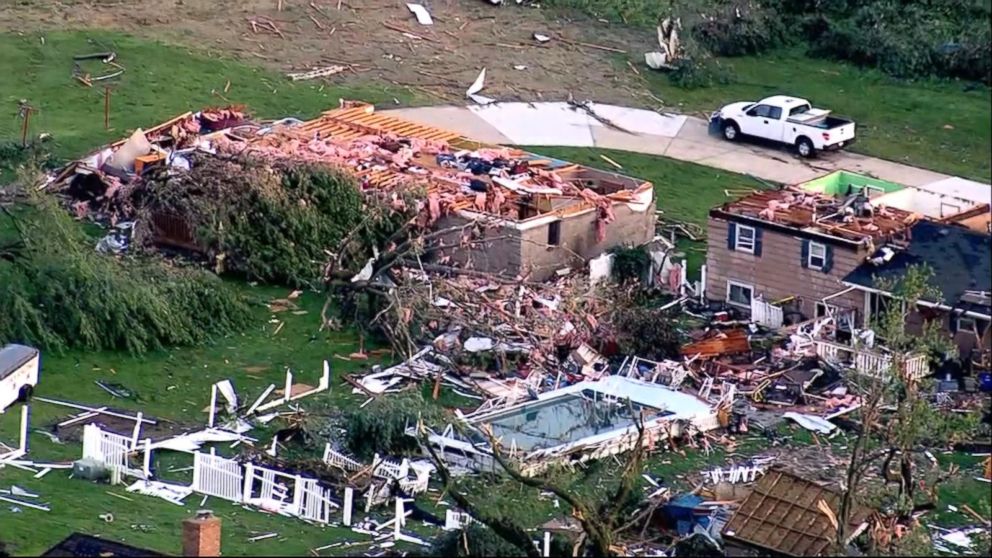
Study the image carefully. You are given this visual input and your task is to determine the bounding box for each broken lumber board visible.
[36,397,157,425]
[680,329,750,358]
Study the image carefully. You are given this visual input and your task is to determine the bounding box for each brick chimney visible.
[182,510,221,557]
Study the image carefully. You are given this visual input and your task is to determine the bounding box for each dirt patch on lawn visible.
[4,0,659,106]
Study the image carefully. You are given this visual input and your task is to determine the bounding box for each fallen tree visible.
[0,185,252,354]
[132,154,399,287]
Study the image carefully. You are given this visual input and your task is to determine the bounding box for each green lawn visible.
[0,286,399,556]
[0,31,416,161]
[636,50,992,182]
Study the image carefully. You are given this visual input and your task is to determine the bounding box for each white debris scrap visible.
[406,4,433,25]
[783,412,836,434]
[466,68,494,105]
[126,480,193,505]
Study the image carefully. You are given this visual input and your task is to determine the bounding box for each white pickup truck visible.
[711,95,856,158]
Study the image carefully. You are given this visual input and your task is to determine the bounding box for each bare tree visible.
[836,265,972,548]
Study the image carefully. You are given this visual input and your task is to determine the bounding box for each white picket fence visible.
[186,451,338,524]
[322,445,432,495]
[750,297,784,329]
[82,424,145,481]
[192,451,243,502]
[814,339,929,380]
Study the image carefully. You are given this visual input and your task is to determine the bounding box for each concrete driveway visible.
[388,103,975,188]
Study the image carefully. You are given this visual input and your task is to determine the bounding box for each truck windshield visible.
[789,104,813,117]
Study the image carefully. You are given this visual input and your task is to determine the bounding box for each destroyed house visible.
[54,103,656,281]
[706,181,918,326]
[707,170,990,329]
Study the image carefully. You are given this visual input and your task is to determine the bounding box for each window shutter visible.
[753,228,763,257]
[949,313,958,334]
[800,239,810,268]
[727,223,737,250]
[822,245,834,273]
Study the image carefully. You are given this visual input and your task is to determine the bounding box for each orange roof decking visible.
[300,104,467,145]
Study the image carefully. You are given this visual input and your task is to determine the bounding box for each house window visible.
[547,220,561,246]
[727,281,754,308]
[816,302,840,318]
[957,316,978,333]
[808,242,827,270]
[735,225,756,253]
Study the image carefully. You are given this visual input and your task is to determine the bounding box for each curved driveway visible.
[387,103,987,189]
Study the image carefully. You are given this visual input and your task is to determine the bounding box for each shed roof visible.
[41,533,165,557]
[722,468,867,557]
[0,344,38,380]
[843,220,992,315]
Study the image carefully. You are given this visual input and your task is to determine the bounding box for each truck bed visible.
[788,115,852,130]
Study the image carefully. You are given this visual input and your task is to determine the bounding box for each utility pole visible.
[104,86,112,130]
[18,101,34,147]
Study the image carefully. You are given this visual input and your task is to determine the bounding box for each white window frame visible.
[956,316,978,333]
[815,301,840,319]
[808,242,827,270]
[726,280,754,309]
[735,225,756,254]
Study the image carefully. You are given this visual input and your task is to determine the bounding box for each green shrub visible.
[426,525,526,558]
[691,1,790,56]
[343,391,443,460]
[806,1,991,82]
[0,191,252,354]
[543,0,992,83]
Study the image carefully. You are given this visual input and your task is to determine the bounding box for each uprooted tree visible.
[835,264,980,550]
[418,406,666,557]
[131,154,406,287]
[0,181,252,354]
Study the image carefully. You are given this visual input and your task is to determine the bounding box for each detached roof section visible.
[722,469,868,557]
[843,220,992,315]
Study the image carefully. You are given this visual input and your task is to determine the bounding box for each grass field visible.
[541,1,991,181]
[1,24,989,558]
[0,287,392,556]
[638,50,992,182]
[0,31,416,161]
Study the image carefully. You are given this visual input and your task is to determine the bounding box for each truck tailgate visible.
[827,122,855,145]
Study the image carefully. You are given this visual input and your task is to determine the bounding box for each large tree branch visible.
[418,430,541,558]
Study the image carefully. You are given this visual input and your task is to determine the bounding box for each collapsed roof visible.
[50,102,654,234]
[712,187,919,244]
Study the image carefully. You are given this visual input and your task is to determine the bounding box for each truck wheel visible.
[722,121,740,141]
[17,384,33,402]
[796,137,815,158]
